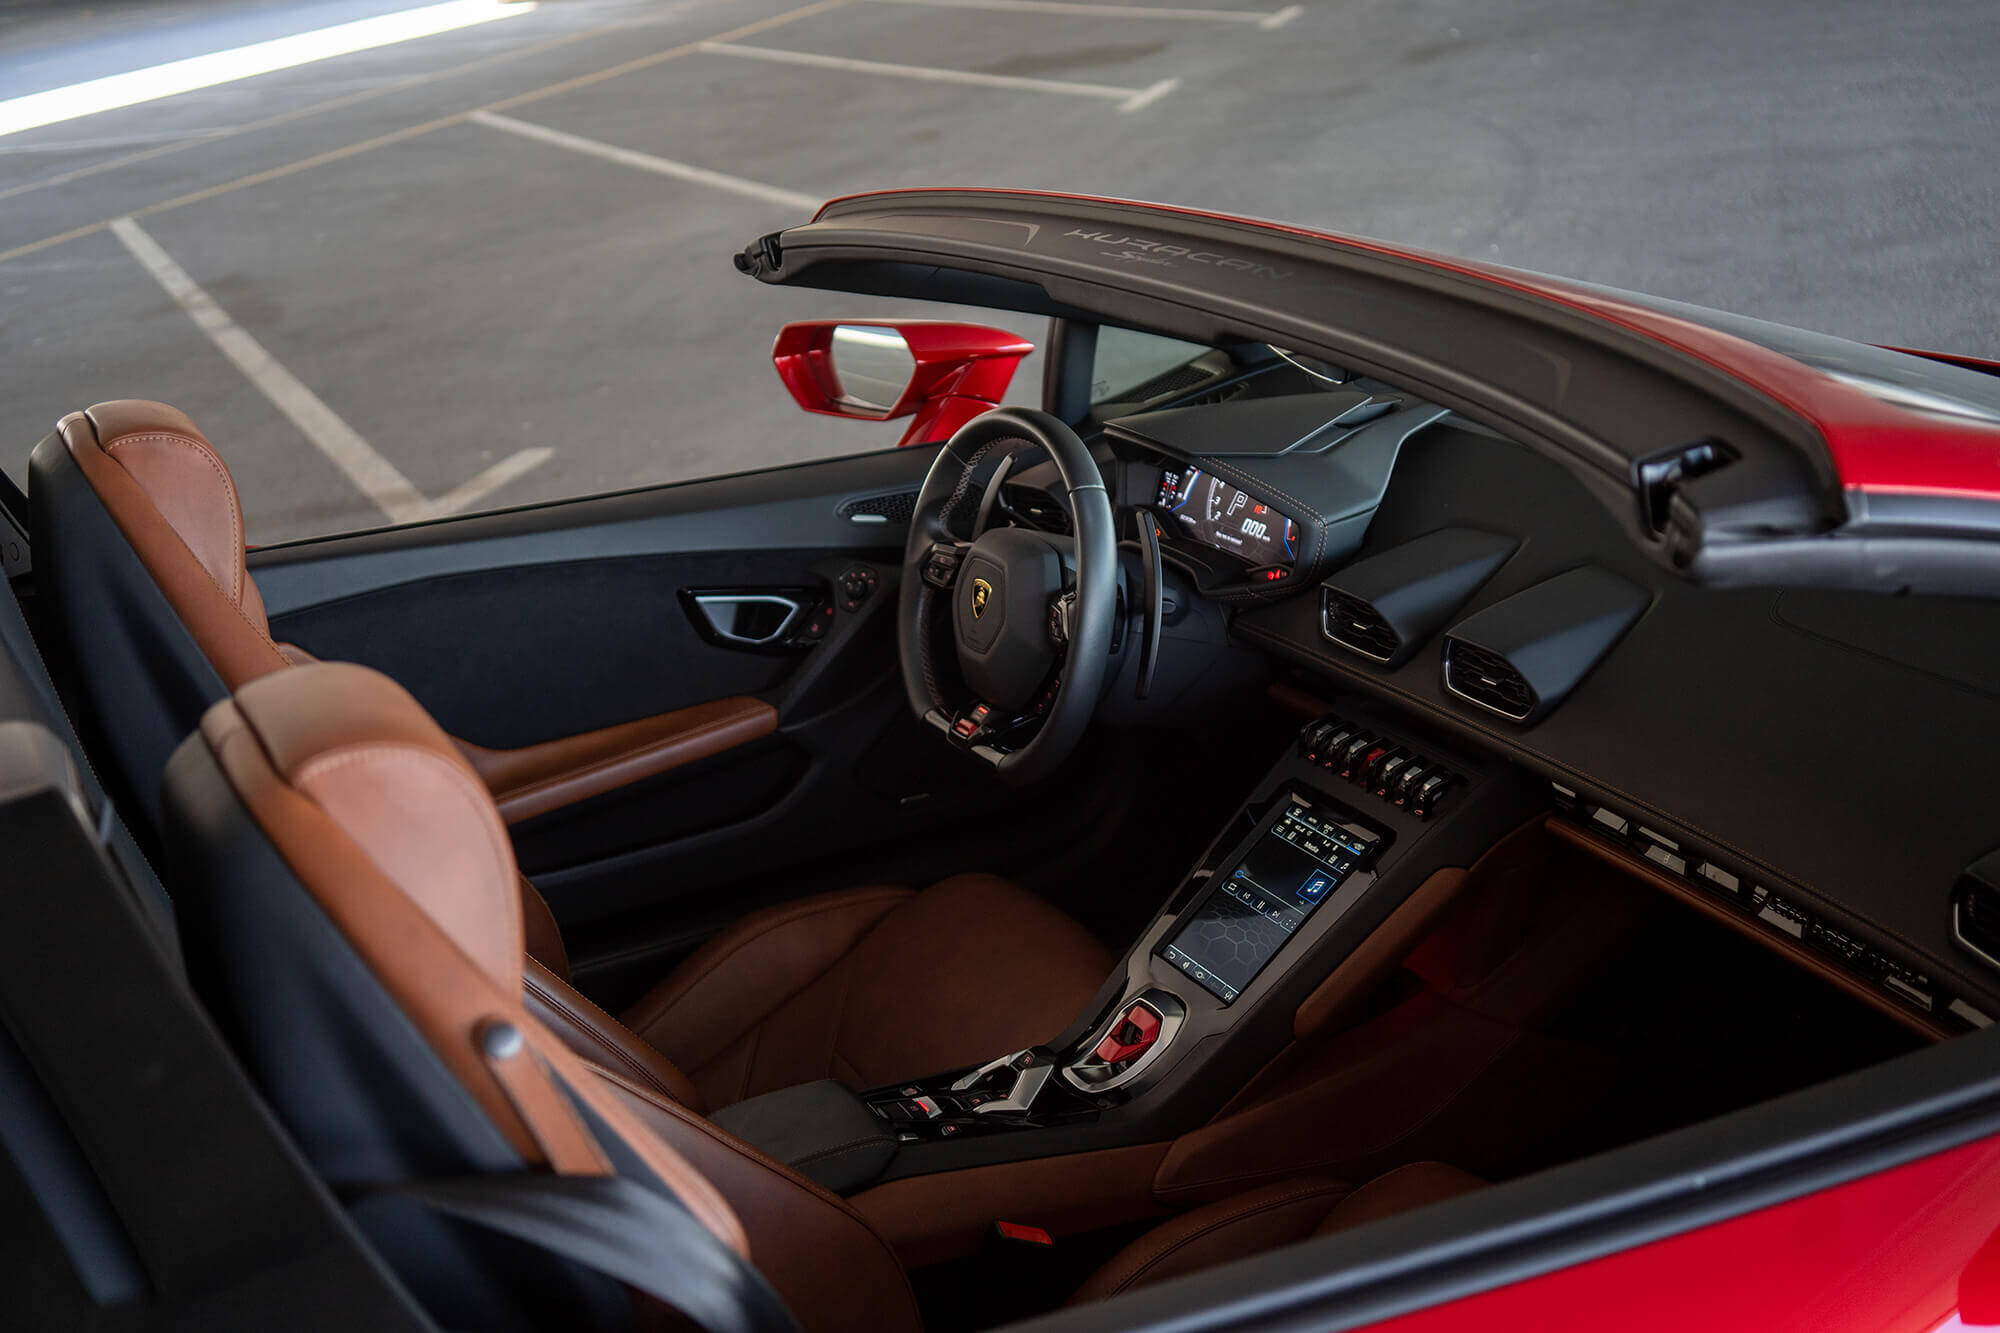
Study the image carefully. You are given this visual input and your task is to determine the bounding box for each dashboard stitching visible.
[1192,455,1329,530]
[1240,620,1971,990]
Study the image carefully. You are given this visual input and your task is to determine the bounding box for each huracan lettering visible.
[1063,228,1292,281]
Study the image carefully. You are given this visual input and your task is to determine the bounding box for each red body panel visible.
[1350,1132,2000,1332]
[813,189,2000,500]
[770,319,1033,447]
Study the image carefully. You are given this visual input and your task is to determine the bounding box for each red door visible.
[1355,1133,2000,1332]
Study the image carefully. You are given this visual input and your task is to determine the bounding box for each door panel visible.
[244,444,1004,943]
[267,548,828,746]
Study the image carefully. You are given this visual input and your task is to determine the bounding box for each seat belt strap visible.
[378,1173,800,1333]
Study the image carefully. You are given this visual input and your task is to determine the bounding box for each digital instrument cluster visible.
[1157,467,1297,568]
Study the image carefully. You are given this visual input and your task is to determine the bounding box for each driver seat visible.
[35,400,1112,1109]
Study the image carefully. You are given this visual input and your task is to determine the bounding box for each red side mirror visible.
[771,320,1035,447]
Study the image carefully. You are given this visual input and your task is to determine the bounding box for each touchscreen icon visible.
[1297,871,1334,902]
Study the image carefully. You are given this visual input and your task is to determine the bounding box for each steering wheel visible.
[897,408,1117,784]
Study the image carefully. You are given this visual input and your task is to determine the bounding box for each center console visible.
[1156,793,1384,1006]
[843,697,1541,1184]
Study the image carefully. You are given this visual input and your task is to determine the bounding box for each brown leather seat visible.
[174,661,1483,1330]
[577,873,1112,1111]
[41,399,1110,1111]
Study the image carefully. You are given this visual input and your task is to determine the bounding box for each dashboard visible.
[1052,386,2000,1041]
[1216,420,2000,1036]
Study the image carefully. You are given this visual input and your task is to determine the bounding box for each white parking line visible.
[108,216,551,525]
[863,0,1300,27]
[698,41,1178,112]
[470,112,818,210]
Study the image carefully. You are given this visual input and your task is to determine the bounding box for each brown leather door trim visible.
[459,697,779,825]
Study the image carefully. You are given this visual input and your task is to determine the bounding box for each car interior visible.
[6,201,2000,1332]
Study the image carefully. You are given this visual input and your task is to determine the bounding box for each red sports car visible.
[4,189,1999,1333]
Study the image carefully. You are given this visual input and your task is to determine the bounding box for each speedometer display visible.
[1157,467,1298,567]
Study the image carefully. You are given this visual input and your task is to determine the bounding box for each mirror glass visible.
[829,325,917,414]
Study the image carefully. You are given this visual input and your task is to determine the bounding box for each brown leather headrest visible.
[58,400,290,688]
[224,662,523,987]
[73,401,260,615]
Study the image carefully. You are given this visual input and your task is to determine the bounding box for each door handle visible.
[680,588,823,650]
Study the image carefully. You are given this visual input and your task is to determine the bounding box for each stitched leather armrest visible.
[457,696,778,824]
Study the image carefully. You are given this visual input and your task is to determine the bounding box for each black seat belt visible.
[376,1174,801,1333]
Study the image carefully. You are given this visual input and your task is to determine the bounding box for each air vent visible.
[1443,640,1536,720]
[1320,589,1400,662]
[1439,565,1649,725]
[1954,850,2000,973]
[1133,363,1214,400]
[1317,528,1517,667]
[838,490,917,525]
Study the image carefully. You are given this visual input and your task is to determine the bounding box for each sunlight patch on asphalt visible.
[0,0,537,140]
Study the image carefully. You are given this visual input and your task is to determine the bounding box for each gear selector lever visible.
[1062,990,1185,1093]
[950,1048,1056,1115]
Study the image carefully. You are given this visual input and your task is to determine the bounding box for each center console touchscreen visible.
[1160,793,1383,1004]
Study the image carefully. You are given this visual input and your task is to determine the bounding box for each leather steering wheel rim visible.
[897,407,1117,785]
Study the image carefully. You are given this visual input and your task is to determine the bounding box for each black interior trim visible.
[1232,423,2000,1017]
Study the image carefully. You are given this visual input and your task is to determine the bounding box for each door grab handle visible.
[686,592,806,646]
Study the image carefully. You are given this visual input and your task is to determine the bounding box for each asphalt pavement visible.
[2,0,1994,542]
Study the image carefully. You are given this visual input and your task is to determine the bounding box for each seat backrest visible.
[161,662,919,1333]
[29,401,300,833]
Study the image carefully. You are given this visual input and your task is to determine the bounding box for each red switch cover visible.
[1091,1002,1163,1065]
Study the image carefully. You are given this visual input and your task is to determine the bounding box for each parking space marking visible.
[863,0,1300,27]
[0,0,852,267]
[0,0,535,140]
[0,128,240,157]
[108,216,551,524]
[698,41,1179,111]
[470,112,818,210]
